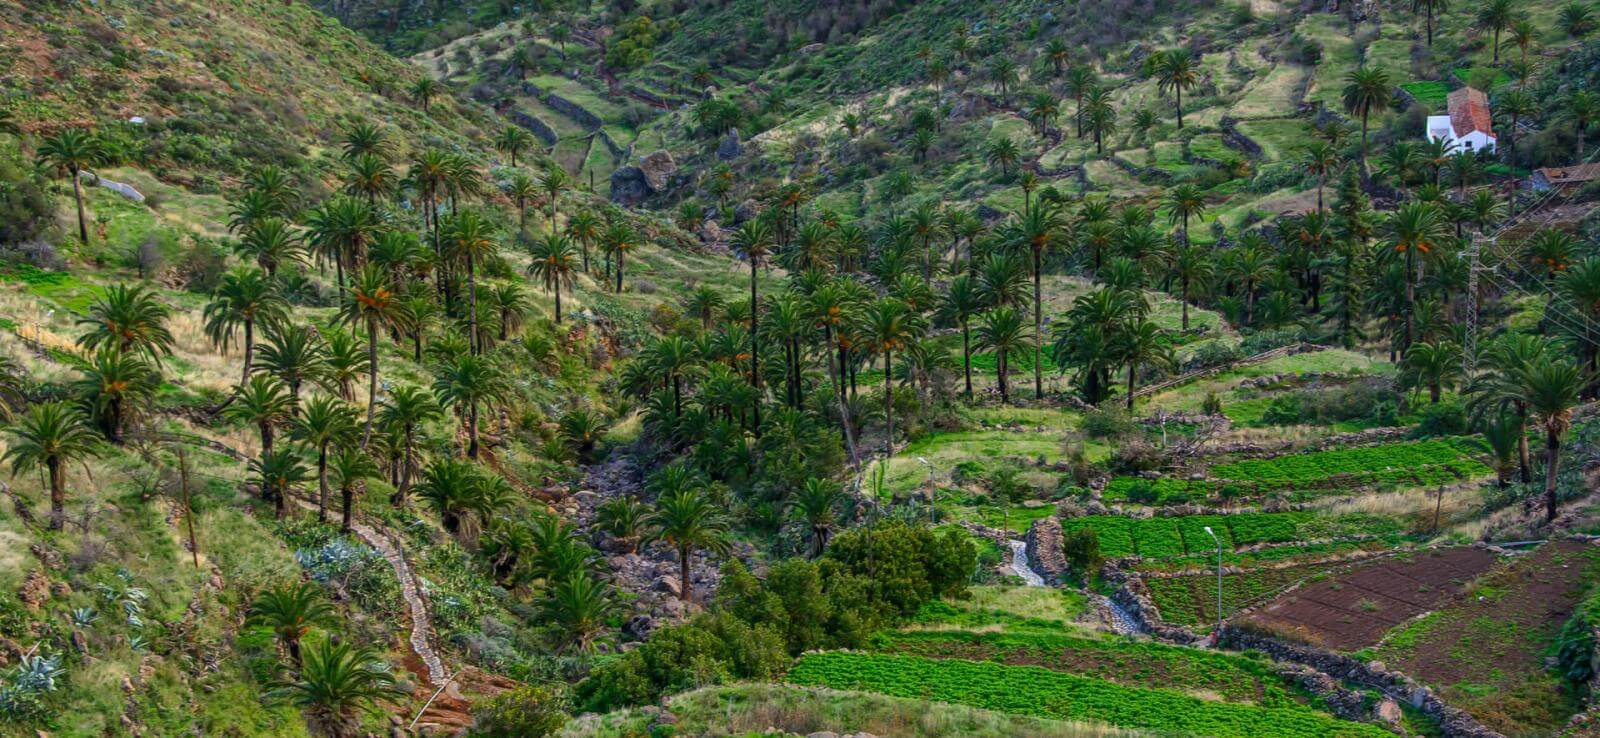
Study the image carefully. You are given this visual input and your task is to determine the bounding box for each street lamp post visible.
[1204,525,1223,641]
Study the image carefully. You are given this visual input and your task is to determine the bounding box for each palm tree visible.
[292,396,359,523]
[558,407,608,463]
[1414,0,1451,46]
[36,128,106,246]
[432,354,508,459]
[543,573,614,653]
[1476,0,1515,62]
[343,154,395,205]
[1521,357,1583,521]
[860,298,926,455]
[602,223,637,293]
[787,478,844,557]
[527,234,578,323]
[1171,245,1212,331]
[341,122,391,161]
[252,444,311,519]
[983,137,1021,177]
[1468,334,1551,483]
[247,582,336,667]
[1304,141,1342,213]
[539,165,571,229]
[1026,92,1060,137]
[320,329,369,403]
[274,639,403,738]
[939,275,984,398]
[304,196,379,290]
[566,210,601,274]
[256,323,328,414]
[1342,68,1392,176]
[1565,91,1600,161]
[378,386,440,507]
[1083,87,1118,155]
[75,348,157,444]
[1065,65,1099,138]
[1045,38,1071,76]
[1563,2,1597,38]
[236,218,306,277]
[650,335,701,417]
[337,265,412,447]
[410,77,441,112]
[1154,49,1200,129]
[328,447,379,532]
[1388,202,1448,353]
[1164,184,1206,242]
[732,220,775,433]
[1117,318,1174,410]
[1012,203,1064,399]
[488,282,530,343]
[1402,341,1464,403]
[646,488,730,604]
[2,402,100,530]
[684,285,724,332]
[987,56,1019,101]
[77,283,174,362]
[228,375,293,462]
[494,126,536,167]
[205,267,287,391]
[975,307,1034,405]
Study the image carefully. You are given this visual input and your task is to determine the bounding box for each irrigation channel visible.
[1008,539,1047,586]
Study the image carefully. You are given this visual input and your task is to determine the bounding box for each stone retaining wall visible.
[1023,516,1068,585]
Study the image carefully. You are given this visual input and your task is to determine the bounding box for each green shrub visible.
[469,683,571,737]
[1081,406,1136,439]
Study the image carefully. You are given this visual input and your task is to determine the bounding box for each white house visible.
[1426,87,1496,154]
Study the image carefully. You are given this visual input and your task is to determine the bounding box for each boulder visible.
[716,128,743,161]
[639,150,677,192]
[609,166,650,206]
[733,198,759,224]
[1374,698,1403,725]
[17,570,48,610]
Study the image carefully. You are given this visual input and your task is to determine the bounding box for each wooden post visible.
[1433,484,1444,534]
[178,448,199,569]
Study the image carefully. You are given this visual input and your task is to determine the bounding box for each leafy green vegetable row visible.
[786,652,1393,738]
[1209,439,1489,488]
[1061,512,1402,559]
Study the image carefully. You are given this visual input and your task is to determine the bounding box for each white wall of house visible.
[1425,116,1496,153]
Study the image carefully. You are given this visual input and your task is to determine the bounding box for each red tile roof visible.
[1535,163,1600,185]
[1447,87,1494,138]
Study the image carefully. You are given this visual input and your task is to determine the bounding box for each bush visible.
[1238,328,1303,355]
[0,143,55,247]
[1410,399,1467,438]
[1082,406,1136,439]
[1062,527,1102,578]
[1201,392,1224,416]
[1260,396,1303,426]
[1187,341,1242,371]
[469,683,571,737]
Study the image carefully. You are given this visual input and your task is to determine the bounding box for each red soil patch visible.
[1371,540,1600,735]
[1241,546,1498,651]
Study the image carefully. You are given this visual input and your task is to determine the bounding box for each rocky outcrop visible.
[609,166,650,206]
[1023,516,1068,585]
[80,171,145,203]
[639,150,677,192]
[717,128,743,161]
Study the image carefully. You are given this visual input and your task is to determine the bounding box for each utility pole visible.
[1463,236,1483,376]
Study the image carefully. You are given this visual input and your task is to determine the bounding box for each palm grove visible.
[4,0,1600,733]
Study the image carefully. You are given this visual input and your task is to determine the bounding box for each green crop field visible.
[787,652,1393,737]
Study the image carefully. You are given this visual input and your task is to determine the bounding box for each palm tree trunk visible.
[467,402,480,459]
[1517,406,1532,483]
[1403,249,1416,356]
[616,250,624,293]
[47,457,64,531]
[1126,362,1136,411]
[1175,88,1183,129]
[363,317,379,448]
[750,262,761,437]
[395,425,415,507]
[342,484,355,532]
[1545,429,1561,520]
[998,353,1009,404]
[467,253,480,354]
[554,280,563,323]
[962,321,973,397]
[71,168,89,246]
[884,352,894,456]
[317,445,329,522]
[1033,248,1043,400]
[1181,276,1190,331]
